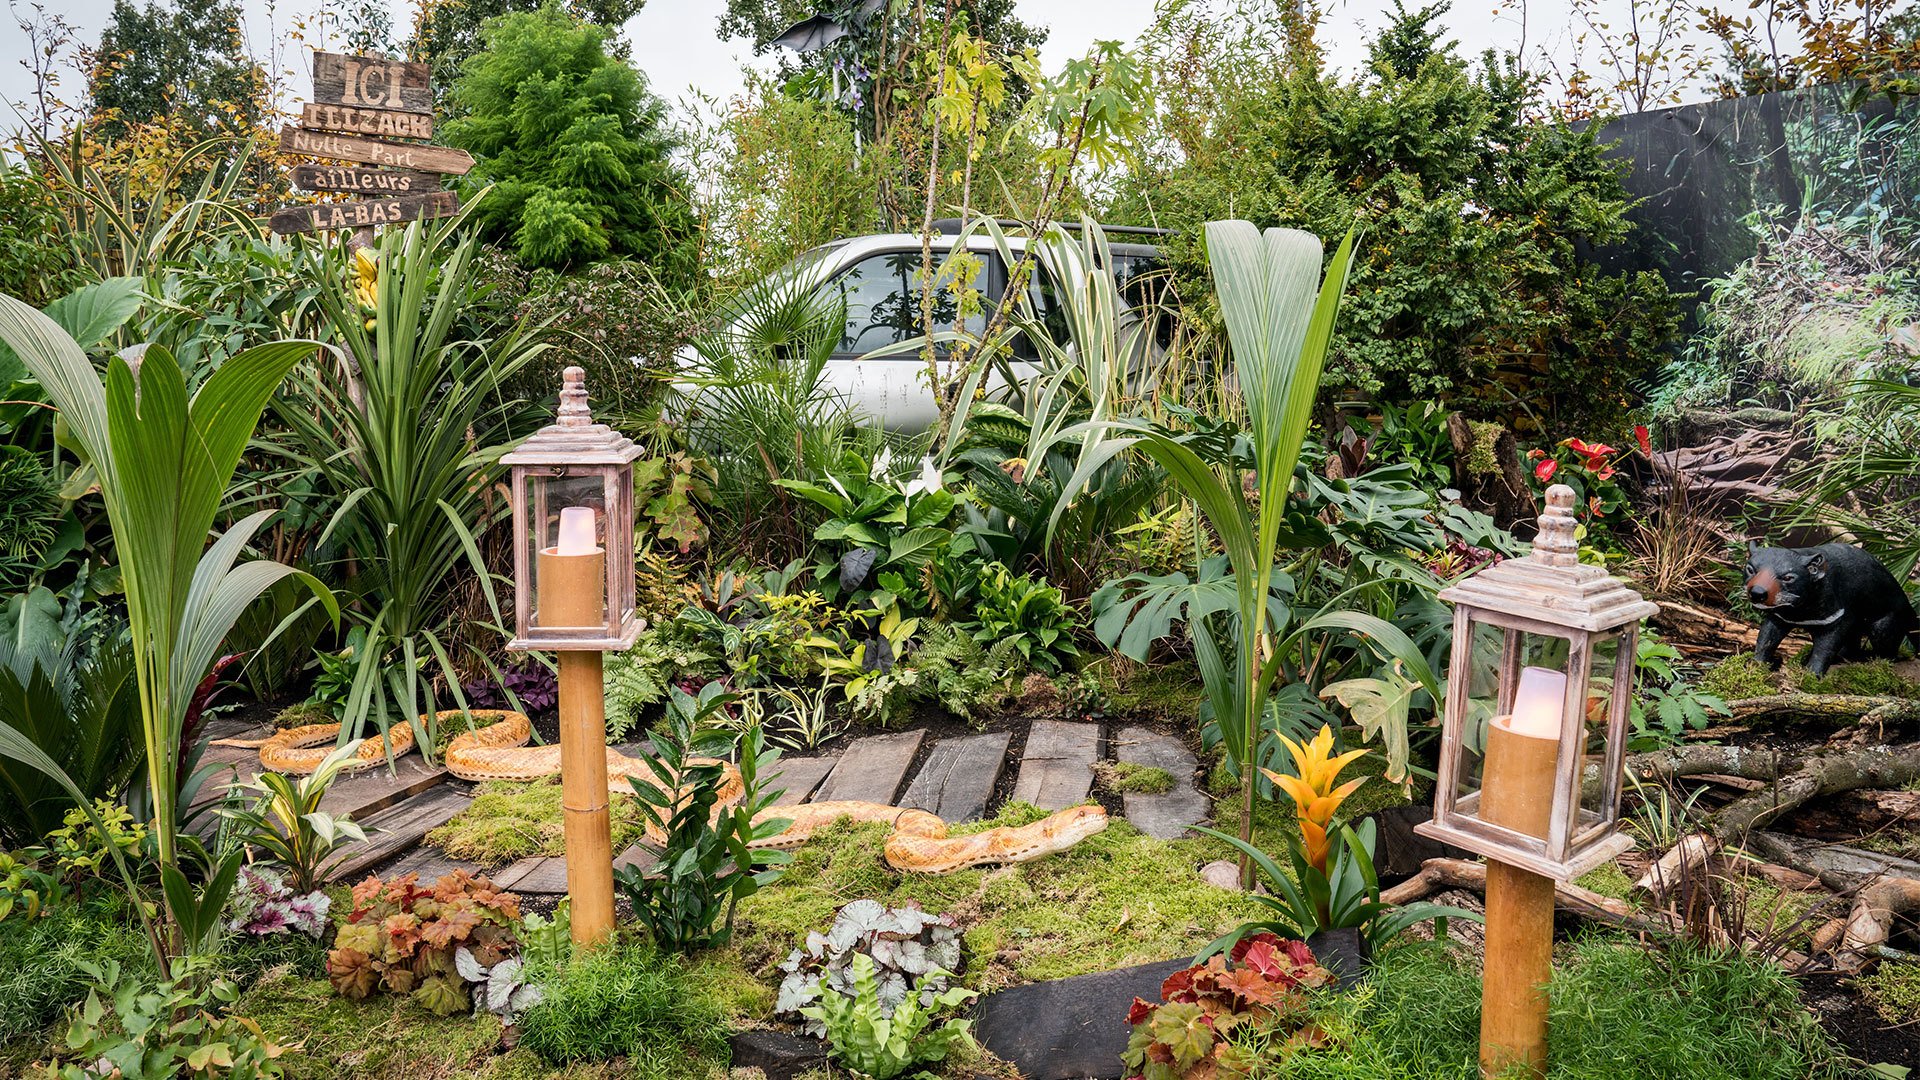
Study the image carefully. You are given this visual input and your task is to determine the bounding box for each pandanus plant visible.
[1058,221,1437,885]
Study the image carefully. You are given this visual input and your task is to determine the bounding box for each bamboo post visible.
[1478,720,1559,1079]
[538,546,615,947]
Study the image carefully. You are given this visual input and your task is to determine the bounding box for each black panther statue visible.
[1745,540,1919,677]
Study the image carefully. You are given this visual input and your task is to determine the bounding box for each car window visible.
[827,250,989,357]
[1016,264,1072,359]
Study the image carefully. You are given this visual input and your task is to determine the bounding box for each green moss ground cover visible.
[429,776,650,864]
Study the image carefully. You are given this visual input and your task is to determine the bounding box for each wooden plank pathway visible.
[901,732,1011,822]
[1111,726,1209,839]
[1010,720,1102,810]
[328,785,470,882]
[813,730,925,804]
[192,715,1199,894]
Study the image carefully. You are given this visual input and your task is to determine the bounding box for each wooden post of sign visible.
[1477,721,1560,1079]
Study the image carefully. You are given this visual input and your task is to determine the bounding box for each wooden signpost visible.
[271,51,465,238]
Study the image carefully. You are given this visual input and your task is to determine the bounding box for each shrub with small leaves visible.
[776,899,963,1036]
[0,848,61,921]
[0,445,62,589]
[325,871,522,1016]
[52,959,292,1080]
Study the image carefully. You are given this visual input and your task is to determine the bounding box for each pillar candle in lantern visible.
[537,507,605,628]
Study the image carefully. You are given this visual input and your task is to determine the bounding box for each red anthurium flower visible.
[1535,458,1557,482]
[1595,465,1616,481]
[1634,424,1651,454]
[1526,448,1545,460]
[1565,437,1615,460]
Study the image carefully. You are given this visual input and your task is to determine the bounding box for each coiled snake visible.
[215,711,1108,874]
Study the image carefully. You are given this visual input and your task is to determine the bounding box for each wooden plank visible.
[300,103,432,141]
[312,51,432,114]
[279,126,474,175]
[317,755,449,820]
[327,785,472,883]
[1112,726,1209,839]
[291,164,441,197]
[1009,720,1101,810]
[767,754,839,807]
[900,732,1011,822]
[493,855,569,895]
[813,730,926,805]
[378,846,485,883]
[269,190,461,235]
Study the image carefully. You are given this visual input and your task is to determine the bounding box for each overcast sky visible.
[2,0,1675,128]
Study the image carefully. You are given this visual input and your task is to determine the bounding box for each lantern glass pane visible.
[527,470,610,633]
[1574,629,1628,844]
[1449,623,1582,845]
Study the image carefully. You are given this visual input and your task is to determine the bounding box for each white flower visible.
[904,456,943,497]
[871,446,895,481]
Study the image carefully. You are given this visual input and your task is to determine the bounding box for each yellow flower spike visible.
[1269,724,1371,874]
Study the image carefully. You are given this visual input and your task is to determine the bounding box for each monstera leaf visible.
[1320,667,1423,786]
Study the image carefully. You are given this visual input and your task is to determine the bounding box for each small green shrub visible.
[967,562,1082,675]
[0,894,152,1045]
[1700,654,1779,701]
[514,942,727,1067]
[802,952,976,1080]
[1094,760,1176,795]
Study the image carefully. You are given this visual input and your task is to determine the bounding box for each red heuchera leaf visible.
[1214,967,1283,1008]
[351,876,385,910]
[1281,939,1317,968]
[421,907,484,949]
[1128,997,1156,1026]
[1534,458,1557,482]
[1235,937,1281,978]
[382,912,422,956]
[1160,965,1197,1003]
[1634,425,1651,454]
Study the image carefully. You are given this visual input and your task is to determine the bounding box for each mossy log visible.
[1626,740,1920,840]
[1724,694,1920,727]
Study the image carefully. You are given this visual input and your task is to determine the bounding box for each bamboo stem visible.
[1478,719,1559,1079]
[540,546,615,947]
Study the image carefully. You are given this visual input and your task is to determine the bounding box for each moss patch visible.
[730,803,1267,993]
[1700,654,1779,701]
[274,702,334,730]
[1574,863,1635,904]
[428,777,647,865]
[1099,659,1207,724]
[1793,658,1920,699]
[234,972,517,1080]
[1858,959,1920,1026]
[1094,760,1176,795]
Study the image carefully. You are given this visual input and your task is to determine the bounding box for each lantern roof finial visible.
[1532,484,1579,568]
[500,367,643,466]
[1435,484,1658,633]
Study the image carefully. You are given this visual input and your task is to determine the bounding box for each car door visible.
[819,246,996,432]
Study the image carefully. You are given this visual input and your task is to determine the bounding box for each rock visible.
[727,1029,827,1080]
[973,958,1191,1080]
[1199,859,1243,890]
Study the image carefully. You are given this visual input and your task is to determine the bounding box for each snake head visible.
[1049,804,1110,844]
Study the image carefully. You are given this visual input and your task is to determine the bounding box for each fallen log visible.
[1723,694,1920,728]
[1382,858,1657,936]
[1710,742,1920,840]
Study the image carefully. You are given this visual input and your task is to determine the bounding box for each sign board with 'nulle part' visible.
[269,190,461,235]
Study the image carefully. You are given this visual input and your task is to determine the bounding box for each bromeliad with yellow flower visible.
[1261,725,1368,873]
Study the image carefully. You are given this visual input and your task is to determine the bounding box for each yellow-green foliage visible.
[1700,654,1779,701]
[427,778,647,864]
[730,804,1270,992]
[1859,959,1920,1026]
[1794,659,1920,699]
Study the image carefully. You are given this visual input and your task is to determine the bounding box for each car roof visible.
[823,232,1164,258]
